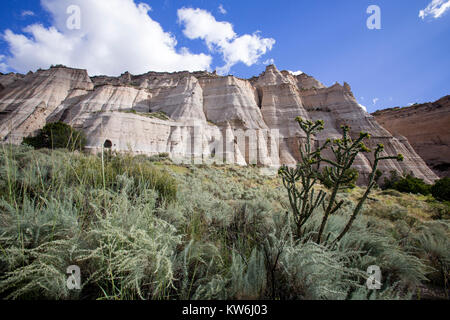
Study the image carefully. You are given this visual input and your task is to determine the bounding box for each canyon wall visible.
[0,65,439,183]
[373,96,450,178]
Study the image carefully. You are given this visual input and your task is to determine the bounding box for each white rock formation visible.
[0,64,439,183]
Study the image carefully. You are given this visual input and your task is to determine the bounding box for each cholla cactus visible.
[279,118,403,244]
[329,142,403,245]
[278,117,330,238]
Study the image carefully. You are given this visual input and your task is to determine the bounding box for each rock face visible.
[0,64,439,183]
[373,96,450,178]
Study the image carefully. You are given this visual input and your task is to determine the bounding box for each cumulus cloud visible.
[218,4,227,15]
[178,8,275,75]
[263,58,275,65]
[419,0,450,19]
[0,55,8,73]
[21,10,35,17]
[373,98,379,105]
[288,70,303,76]
[2,0,212,75]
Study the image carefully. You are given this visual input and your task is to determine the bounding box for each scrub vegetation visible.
[0,120,448,300]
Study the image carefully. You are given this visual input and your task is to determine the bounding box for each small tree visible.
[279,117,403,245]
[23,122,86,151]
[431,178,450,201]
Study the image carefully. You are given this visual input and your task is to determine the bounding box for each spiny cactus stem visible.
[331,153,401,245]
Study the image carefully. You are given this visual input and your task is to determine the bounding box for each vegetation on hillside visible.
[0,143,448,300]
[382,171,432,196]
[22,122,86,151]
[0,119,448,300]
[432,178,450,202]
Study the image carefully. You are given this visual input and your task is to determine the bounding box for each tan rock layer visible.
[0,65,439,184]
[373,96,450,178]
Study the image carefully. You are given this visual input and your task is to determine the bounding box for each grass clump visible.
[122,109,170,121]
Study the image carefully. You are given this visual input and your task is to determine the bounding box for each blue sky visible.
[0,0,449,113]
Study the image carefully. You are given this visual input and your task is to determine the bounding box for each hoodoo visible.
[0,64,438,183]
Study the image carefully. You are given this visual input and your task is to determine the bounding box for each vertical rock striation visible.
[0,64,439,183]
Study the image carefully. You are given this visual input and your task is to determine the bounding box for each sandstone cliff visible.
[0,65,439,183]
[373,96,450,178]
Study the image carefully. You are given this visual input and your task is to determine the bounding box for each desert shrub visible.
[0,238,83,299]
[0,195,83,299]
[383,171,431,195]
[227,248,267,299]
[380,189,404,197]
[382,170,401,189]
[428,201,450,220]
[148,152,171,162]
[0,146,177,205]
[225,200,273,252]
[278,240,365,300]
[301,212,429,295]
[394,176,431,195]
[185,247,267,300]
[23,122,86,151]
[1,144,449,300]
[0,197,79,252]
[80,197,181,300]
[363,203,408,222]
[431,178,450,201]
[174,241,225,300]
[409,221,450,295]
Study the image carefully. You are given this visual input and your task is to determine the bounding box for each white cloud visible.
[288,70,303,76]
[263,58,274,65]
[373,98,379,105]
[218,4,227,15]
[2,0,212,76]
[419,0,450,19]
[358,103,368,112]
[21,10,35,17]
[0,55,8,73]
[178,8,275,75]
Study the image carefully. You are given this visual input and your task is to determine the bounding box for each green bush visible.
[23,122,86,151]
[431,178,450,201]
[383,171,431,195]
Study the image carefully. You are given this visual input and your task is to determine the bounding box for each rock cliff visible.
[0,65,439,183]
[373,96,450,178]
